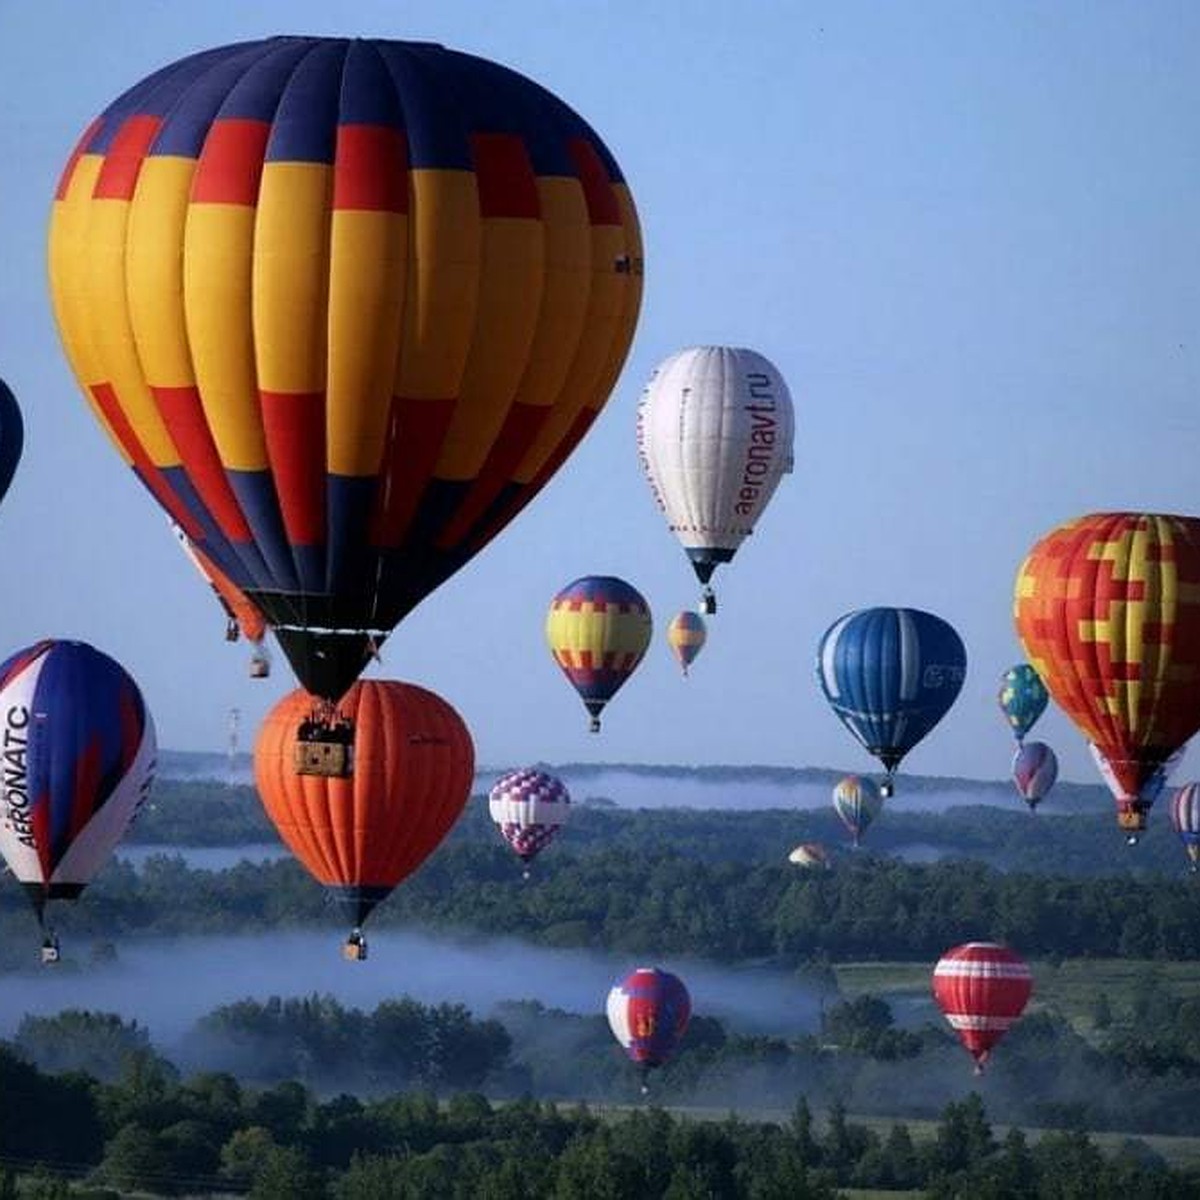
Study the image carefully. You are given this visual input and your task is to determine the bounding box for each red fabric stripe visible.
[567,137,621,226]
[471,133,539,218]
[434,402,549,550]
[333,125,407,212]
[192,119,271,205]
[55,116,102,200]
[32,789,52,882]
[93,115,162,200]
[369,397,456,546]
[260,390,326,545]
[152,385,253,542]
[89,383,205,540]
[67,740,104,846]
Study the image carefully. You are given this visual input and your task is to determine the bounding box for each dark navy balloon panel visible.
[816,607,966,771]
[0,379,24,507]
[0,640,155,911]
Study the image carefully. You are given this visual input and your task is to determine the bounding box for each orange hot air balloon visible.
[1014,512,1200,838]
[255,680,474,959]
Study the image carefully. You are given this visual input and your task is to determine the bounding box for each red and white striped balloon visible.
[932,942,1032,1072]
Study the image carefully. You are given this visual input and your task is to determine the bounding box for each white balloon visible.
[636,346,795,611]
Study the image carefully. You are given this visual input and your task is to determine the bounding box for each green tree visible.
[249,1144,327,1200]
[220,1126,278,1190]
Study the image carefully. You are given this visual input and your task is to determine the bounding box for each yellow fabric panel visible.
[81,198,180,466]
[509,179,591,410]
[253,162,332,395]
[47,157,129,460]
[513,223,628,484]
[327,209,408,477]
[397,170,481,399]
[126,157,197,387]
[434,217,544,480]
[545,604,652,659]
[184,205,266,471]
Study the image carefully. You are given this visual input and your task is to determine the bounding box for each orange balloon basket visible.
[1117,804,1150,834]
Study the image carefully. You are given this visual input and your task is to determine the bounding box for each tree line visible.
[0,1041,1196,1198]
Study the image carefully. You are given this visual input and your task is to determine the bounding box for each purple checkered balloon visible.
[488,767,570,872]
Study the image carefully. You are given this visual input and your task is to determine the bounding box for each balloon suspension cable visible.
[700,586,716,616]
[639,1064,650,1096]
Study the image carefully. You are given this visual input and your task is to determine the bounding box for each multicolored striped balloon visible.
[0,640,156,929]
[997,663,1048,744]
[545,576,652,731]
[1168,783,1200,873]
[932,942,1032,1073]
[488,767,570,874]
[606,966,691,1089]
[1011,741,1057,810]
[49,37,642,704]
[831,774,883,846]
[665,610,707,676]
[1015,513,1200,836]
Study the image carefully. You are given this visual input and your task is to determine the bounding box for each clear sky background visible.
[0,2,1198,785]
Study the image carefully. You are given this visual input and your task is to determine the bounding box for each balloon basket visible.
[295,711,356,777]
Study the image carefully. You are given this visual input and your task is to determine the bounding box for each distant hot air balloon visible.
[172,522,271,678]
[997,664,1048,745]
[816,607,967,797]
[1015,513,1200,839]
[932,942,1032,1074]
[1168,784,1200,873]
[1011,741,1057,811]
[546,576,652,731]
[606,966,691,1093]
[49,36,642,707]
[0,378,24,507]
[788,842,830,869]
[254,680,473,960]
[665,610,706,677]
[637,346,795,614]
[488,767,569,878]
[832,774,883,847]
[0,640,155,962]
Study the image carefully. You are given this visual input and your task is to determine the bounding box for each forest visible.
[1,1043,1197,1198]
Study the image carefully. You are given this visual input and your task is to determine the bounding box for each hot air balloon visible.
[606,966,691,1093]
[932,942,1032,1074]
[997,664,1047,745]
[787,842,830,869]
[1014,513,1200,838]
[254,679,473,960]
[1168,783,1200,873]
[0,640,156,962]
[665,610,706,677]
[816,607,967,797]
[546,576,652,731]
[172,522,271,678]
[832,774,883,846]
[49,36,642,711]
[637,347,795,614]
[1011,741,1057,811]
[0,378,24,507]
[488,767,569,878]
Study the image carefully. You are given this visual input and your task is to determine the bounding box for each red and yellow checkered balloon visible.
[1013,512,1200,831]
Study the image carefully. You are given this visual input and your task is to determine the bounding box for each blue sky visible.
[1,2,1198,787]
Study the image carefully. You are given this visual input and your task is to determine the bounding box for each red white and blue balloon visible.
[606,966,691,1078]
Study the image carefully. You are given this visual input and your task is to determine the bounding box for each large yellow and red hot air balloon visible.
[49,37,642,704]
[1014,512,1200,837]
[254,679,473,959]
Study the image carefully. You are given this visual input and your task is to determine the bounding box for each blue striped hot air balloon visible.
[816,607,966,797]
